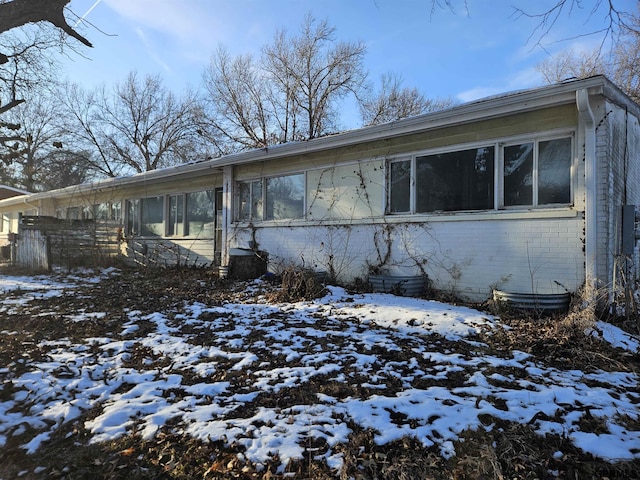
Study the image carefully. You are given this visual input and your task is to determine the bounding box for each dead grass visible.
[0,266,639,479]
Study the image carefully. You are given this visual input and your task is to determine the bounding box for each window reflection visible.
[389,161,411,213]
[538,138,571,204]
[265,174,304,220]
[415,146,494,213]
[504,143,533,206]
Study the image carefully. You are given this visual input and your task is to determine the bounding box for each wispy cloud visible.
[134,27,172,74]
[456,66,544,103]
[103,0,227,51]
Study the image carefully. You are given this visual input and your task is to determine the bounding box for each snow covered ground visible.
[0,269,638,476]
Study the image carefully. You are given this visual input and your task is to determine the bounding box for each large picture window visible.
[125,190,215,237]
[186,190,215,237]
[389,146,494,213]
[416,147,494,212]
[237,173,304,221]
[140,196,164,236]
[388,135,572,214]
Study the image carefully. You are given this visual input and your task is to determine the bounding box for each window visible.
[125,199,140,235]
[237,174,304,221]
[389,161,411,213]
[125,197,163,236]
[168,194,184,236]
[265,174,304,220]
[126,191,215,237]
[416,147,494,212]
[186,190,215,237]
[238,180,262,222]
[140,196,163,236]
[94,202,121,222]
[387,135,572,214]
[389,146,494,213]
[0,213,8,233]
[66,207,84,220]
[503,137,572,207]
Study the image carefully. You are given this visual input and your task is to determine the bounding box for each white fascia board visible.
[0,76,613,209]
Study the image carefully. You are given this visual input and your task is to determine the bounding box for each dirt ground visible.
[0,266,638,479]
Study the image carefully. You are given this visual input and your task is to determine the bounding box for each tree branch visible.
[0,0,93,47]
[0,99,25,115]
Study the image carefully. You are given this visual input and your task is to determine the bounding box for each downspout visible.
[220,165,233,272]
[576,88,597,290]
[22,196,41,214]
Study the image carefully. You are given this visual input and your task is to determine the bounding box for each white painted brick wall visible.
[237,214,584,302]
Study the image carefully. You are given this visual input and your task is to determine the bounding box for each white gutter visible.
[0,75,627,226]
[22,196,40,214]
[0,76,610,208]
[576,88,597,289]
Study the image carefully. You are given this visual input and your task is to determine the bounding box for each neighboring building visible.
[0,76,638,303]
[0,185,29,248]
[0,185,29,201]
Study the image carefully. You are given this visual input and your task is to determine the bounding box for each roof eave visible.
[0,76,619,208]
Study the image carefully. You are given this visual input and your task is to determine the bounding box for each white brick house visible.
[1,76,639,303]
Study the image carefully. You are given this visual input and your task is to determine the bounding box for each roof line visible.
[1,75,625,205]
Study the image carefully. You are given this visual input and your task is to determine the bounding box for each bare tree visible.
[0,30,60,158]
[535,17,640,103]
[535,48,605,84]
[0,0,91,107]
[36,149,93,190]
[611,29,640,102]
[429,1,637,50]
[511,0,636,50]
[204,14,368,150]
[0,92,62,191]
[360,72,455,126]
[0,0,92,184]
[263,14,367,139]
[58,82,124,179]
[61,72,204,176]
[203,46,272,151]
[0,0,91,55]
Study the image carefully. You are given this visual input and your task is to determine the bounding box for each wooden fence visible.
[16,229,51,271]
[17,215,121,271]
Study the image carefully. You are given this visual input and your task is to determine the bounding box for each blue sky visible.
[62,0,634,128]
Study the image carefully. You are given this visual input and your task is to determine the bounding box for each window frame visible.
[499,133,574,209]
[236,172,305,222]
[124,190,215,238]
[386,131,574,215]
[386,141,498,215]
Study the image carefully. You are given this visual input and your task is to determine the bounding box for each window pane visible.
[126,199,140,235]
[186,190,214,237]
[141,196,163,236]
[265,174,304,220]
[238,183,251,221]
[94,203,108,221]
[504,143,533,206]
[112,202,122,222]
[389,161,411,213]
[238,181,263,221]
[251,180,263,221]
[538,138,571,204]
[416,146,494,212]
[168,195,184,236]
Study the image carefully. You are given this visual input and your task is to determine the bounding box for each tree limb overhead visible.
[0,0,93,47]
